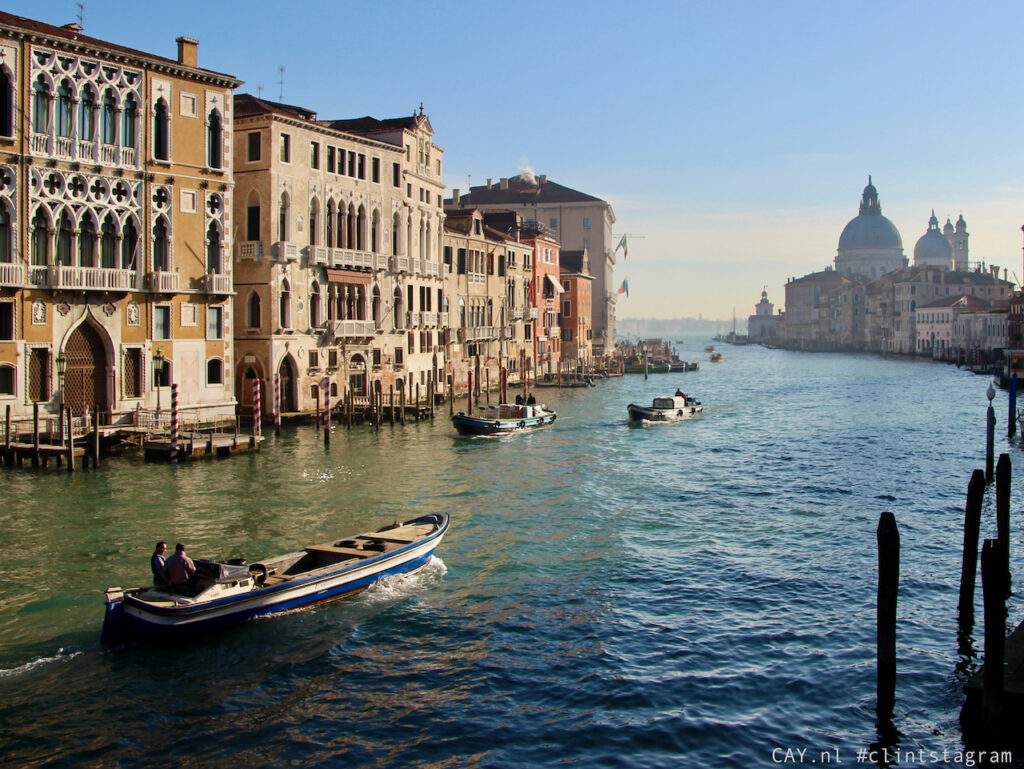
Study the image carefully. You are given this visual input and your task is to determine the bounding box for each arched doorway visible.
[278,355,297,412]
[63,322,109,422]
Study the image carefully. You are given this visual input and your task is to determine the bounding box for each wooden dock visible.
[143,432,264,462]
[1,441,88,468]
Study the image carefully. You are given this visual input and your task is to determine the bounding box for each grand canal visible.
[1,340,1021,767]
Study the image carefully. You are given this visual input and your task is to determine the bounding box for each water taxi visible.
[627,394,703,424]
[451,403,556,436]
[101,512,449,642]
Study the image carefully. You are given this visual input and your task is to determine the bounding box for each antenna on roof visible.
[257,84,264,98]
[77,2,85,28]
[277,66,285,101]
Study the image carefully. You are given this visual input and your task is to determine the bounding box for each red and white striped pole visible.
[273,372,281,435]
[252,378,261,439]
[323,378,330,447]
[169,382,179,463]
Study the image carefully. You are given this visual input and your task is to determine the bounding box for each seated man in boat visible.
[163,542,197,596]
[151,541,168,587]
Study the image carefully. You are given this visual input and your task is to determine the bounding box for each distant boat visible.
[710,352,723,362]
[704,345,715,352]
[452,403,556,436]
[627,394,703,424]
[624,361,671,374]
[101,513,449,642]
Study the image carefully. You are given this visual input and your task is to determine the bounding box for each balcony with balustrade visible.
[331,249,374,270]
[406,311,421,328]
[273,241,299,263]
[203,273,232,295]
[328,319,375,340]
[528,307,539,320]
[374,253,390,271]
[421,260,440,278]
[439,311,449,327]
[421,311,438,327]
[512,306,524,320]
[44,265,139,291]
[392,255,411,274]
[146,270,179,293]
[238,241,263,260]
[309,245,329,266]
[0,262,24,287]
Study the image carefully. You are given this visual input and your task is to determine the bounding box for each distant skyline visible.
[11,0,1024,319]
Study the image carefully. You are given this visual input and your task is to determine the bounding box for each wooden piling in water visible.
[65,407,73,473]
[5,404,10,448]
[982,538,1007,716]
[1009,375,1018,438]
[400,382,406,425]
[959,469,987,628]
[449,375,454,416]
[92,408,100,468]
[987,393,996,483]
[32,402,39,468]
[467,371,473,415]
[997,453,1012,592]
[415,382,420,420]
[877,511,899,720]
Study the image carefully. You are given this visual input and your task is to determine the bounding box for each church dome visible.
[913,210,953,266]
[837,176,903,251]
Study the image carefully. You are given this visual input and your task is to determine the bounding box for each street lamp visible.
[153,348,165,423]
[56,351,67,443]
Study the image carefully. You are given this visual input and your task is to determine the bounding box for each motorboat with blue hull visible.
[627,394,703,424]
[452,403,556,436]
[101,512,449,642]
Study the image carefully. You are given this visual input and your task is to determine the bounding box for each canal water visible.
[1,340,1021,767]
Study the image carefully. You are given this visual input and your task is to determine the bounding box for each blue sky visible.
[12,0,1024,320]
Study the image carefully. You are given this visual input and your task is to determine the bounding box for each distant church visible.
[835,177,968,279]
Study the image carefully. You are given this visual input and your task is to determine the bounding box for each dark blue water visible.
[0,340,1019,767]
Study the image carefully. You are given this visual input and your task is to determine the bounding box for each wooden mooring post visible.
[92,407,100,468]
[400,381,406,425]
[467,371,473,415]
[986,383,996,483]
[981,538,1007,716]
[32,402,39,468]
[997,453,1012,592]
[877,511,899,720]
[448,375,454,416]
[5,403,10,449]
[959,469,987,628]
[65,407,74,473]
[1009,375,1018,438]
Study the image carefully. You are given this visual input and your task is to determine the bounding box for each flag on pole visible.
[615,235,628,258]
[617,279,629,297]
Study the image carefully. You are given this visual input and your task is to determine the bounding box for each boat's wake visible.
[361,556,448,606]
[0,647,82,680]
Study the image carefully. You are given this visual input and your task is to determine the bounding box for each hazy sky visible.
[13,0,1024,320]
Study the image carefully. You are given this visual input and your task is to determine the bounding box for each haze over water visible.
[1,339,1020,767]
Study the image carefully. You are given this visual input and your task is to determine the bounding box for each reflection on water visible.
[1,340,1021,767]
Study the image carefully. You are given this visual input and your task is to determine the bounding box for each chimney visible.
[500,178,509,190]
[452,189,460,206]
[538,174,547,184]
[63,22,82,35]
[486,178,492,190]
[176,36,199,68]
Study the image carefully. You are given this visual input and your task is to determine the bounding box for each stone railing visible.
[331,248,373,270]
[146,270,179,292]
[273,241,299,263]
[329,319,375,339]
[238,241,263,260]
[51,265,138,291]
[392,255,411,274]
[310,245,329,266]
[0,262,24,286]
[203,273,232,294]
[421,311,438,327]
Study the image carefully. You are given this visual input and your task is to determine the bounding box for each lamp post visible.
[56,351,67,443]
[153,348,164,426]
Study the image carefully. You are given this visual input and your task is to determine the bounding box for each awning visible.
[326,268,371,285]
[544,274,564,294]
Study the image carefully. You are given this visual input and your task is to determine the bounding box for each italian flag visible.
[617,279,629,297]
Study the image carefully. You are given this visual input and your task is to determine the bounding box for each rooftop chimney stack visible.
[452,189,460,206]
[500,178,509,190]
[538,174,547,184]
[486,178,492,190]
[176,36,199,67]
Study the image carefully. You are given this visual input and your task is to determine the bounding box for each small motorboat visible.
[627,393,703,424]
[452,402,556,436]
[709,352,723,362]
[101,512,449,642]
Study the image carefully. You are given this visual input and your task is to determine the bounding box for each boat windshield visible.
[194,559,251,584]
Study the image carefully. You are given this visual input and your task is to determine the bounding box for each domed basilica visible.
[835,177,969,278]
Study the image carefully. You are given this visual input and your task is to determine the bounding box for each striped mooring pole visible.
[273,372,281,435]
[169,382,179,463]
[253,378,261,438]
[323,381,330,447]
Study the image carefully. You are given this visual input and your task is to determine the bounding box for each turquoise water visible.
[0,341,1019,767]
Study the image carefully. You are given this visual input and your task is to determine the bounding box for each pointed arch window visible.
[309,200,318,246]
[371,211,379,253]
[56,80,73,138]
[279,279,291,329]
[153,217,169,271]
[278,194,289,241]
[101,89,117,145]
[326,201,335,247]
[32,76,51,134]
[206,222,221,273]
[31,209,50,266]
[100,214,117,269]
[79,216,96,267]
[207,109,223,169]
[121,218,138,269]
[122,94,138,149]
[0,69,12,138]
[310,281,321,327]
[153,98,169,160]
[56,211,73,266]
[392,212,401,256]
[357,207,366,251]
[0,205,10,263]
[247,291,261,329]
[79,86,96,142]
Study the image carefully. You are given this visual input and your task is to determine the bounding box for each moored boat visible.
[101,512,449,642]
[624,362,672,374]
[627,393,703,424]
[451,402,556,436]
